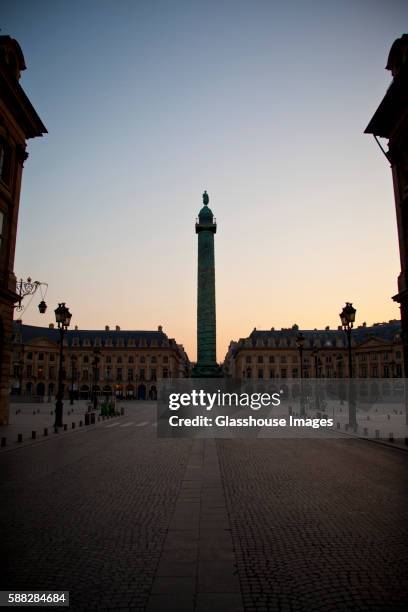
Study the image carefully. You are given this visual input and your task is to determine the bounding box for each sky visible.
[2,0,408,361]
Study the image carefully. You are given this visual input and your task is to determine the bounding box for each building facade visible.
[365,34,408,375]
[0,36,46,423]
[223,321,403,380]
[11,322,190,401]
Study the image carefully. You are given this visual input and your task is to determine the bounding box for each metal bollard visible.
[91,412,95,425]
[63,424,67,431]
[32,431,36,440]
[1,437,6,447]
[336,422,340,429]
[389,433,394,442]
[72,422,75,429]
[17,434,22,443]
[44,428,48,436]
[404,437,408,446]
[120,406,124,416]
[79,420,83,427]
[85,413,90,426]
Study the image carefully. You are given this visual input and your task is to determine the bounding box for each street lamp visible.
[339,302,356,428]
[92,347,101,411]
[296,333,305,378]
[312,346,321,412]
[339,302,356,378]
[54,303,72,428]
[296,332,305,415]
[70,355,77,405]
[15,277,48,313]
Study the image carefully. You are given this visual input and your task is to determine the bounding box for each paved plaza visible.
[0,402,408,611]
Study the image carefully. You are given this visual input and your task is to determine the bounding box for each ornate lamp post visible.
[339,302,357,428]
[92,347,101,411]
[312,346,321,412]
[296,333,305,378]
[296,332,305,415]
[54,303,72,428]
[70,355,77,405]
[15,277,48,313]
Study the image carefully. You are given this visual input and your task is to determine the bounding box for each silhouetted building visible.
[11,321,190,401]
[365,34,408,375]
[0,36,46,423]
[224,321,402,380]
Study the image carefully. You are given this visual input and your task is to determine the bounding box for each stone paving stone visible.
[146,593,195,612]
[0,403,192,611]
[217,437,408,611]
[162,529,199,551]
[196,593,244,612]
[152,576,196,595]
[197,560,241,593]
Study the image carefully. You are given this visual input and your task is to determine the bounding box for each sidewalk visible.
[0,400,122,452]
[147,439,243,612]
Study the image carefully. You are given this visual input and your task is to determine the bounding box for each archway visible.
[126,385,134,399]
[103,385,112,397]
[36,382,45,396]
[80,385,90,399]
[149,385,157,400]
[137,384,146,400]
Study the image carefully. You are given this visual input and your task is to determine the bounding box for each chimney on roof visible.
[75,325,78,331]
[158,325,163,332]
[49,323,54,329]
[337,325,342,331]
[16,319,22,325]
[105,325,110,331]
[116,325,120,331]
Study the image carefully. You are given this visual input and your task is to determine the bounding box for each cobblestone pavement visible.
[1,404,408,611]
[217,438,408,611]
[0,403,192,611]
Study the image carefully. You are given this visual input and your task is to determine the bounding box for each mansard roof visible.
[13,323,178,349]
[230,320,401,355]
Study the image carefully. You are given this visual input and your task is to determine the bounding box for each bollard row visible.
[1,408,124,447]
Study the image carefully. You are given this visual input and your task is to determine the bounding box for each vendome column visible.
[192,191,222,377]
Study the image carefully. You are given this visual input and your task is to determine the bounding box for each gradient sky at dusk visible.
[3,0,408,360]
